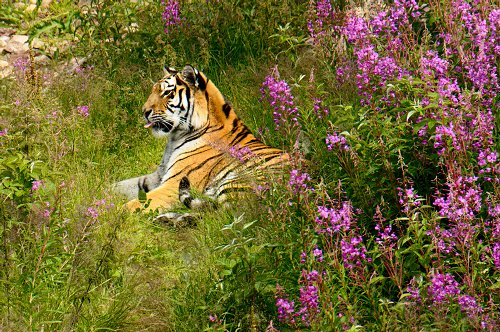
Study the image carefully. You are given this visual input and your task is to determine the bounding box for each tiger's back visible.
[114,65,288,212]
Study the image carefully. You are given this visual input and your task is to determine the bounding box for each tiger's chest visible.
[160,137,233,192]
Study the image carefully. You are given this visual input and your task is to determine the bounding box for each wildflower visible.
[41,209,51,218]
[315,201,354,234]
[276,297,295,324]
[458,294,483,319]
[13,57,29,72]
[426,225,456,254]
[42,201,52,219]
[0,128,8,136]
[86,207,99,220]
[77,105,90,118]
[326,132,349,151]
[493,242,500,270]
[298,285,320,326]
[340,236,370,269]
[228,144,253,163]
[307,0,335,43]
[427,273,460,304]
[261,69,300,130]
[434,176,482,222]
[300,251,307,264]
[312,247,323,262]
[313,98,330,118]
[406,284,421,303]
[288,169,312,195]
[374,222,398,248]
[397,186,421,213]
[343,15,369,44]
[161,0,181,34]
[32,180,43,191]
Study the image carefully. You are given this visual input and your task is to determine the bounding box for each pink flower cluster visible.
[161,0,181,34]
[261,70,300,130]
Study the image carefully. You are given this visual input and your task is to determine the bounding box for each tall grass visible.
[1,0,498,331]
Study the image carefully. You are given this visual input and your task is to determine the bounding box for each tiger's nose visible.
[143,108,153,119]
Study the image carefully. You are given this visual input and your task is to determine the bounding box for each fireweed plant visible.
[259,0,500,330]
[1,0,499,330]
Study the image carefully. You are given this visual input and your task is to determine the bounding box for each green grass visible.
[1,0,499,331]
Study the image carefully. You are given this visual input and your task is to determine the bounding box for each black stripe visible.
[197,74,207,90]
[169,147,213,168]
[207,125,225,133]
[228,128,252,146]
[222,103,231,118]
[176,145,211,159]
[186,153,225,177]
[199,157,229,188]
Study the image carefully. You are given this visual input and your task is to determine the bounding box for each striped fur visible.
[113,65,289,212]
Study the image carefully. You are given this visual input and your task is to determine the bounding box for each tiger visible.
[113,65,289,221]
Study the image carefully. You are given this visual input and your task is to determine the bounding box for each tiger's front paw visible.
[126,199,143,212]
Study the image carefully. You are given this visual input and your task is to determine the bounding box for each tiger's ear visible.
[163,66,178,76]
[181,65,207,90]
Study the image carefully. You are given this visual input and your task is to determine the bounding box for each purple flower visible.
[0,128,7,136]
[397,186,421,213]
[313,98,330,118]
[276,297,295,324]
[343,15,369,44]
[77,105,90,118]
[32,180,43,191]
[261,69,300,130]
[300,251,307,264]
[13,57,29,72]
[375,222,398,248]
[288,169,312,195]
[427,273,460,304]
[434,176,482,222]
[298,285,320,326]
[312,248,323,262]
[326,132,349,151]
[426,225,456,254]
[307,0,335,43]
[86,207,99,220]
[493,242,500,270]
[457,294,483,319]
[340,236,370,270]
[315,201,354,234]
[406,285,421,303]
[228,144,253,163]
[161,0,181,34]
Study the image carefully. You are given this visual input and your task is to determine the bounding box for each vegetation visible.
[1,0,498,330]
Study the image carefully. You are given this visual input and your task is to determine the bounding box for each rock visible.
[0,60,13,79]
[67,57,87,72]
[10,35,29,44]
[13,3,26,10]
[34,55,50,65]
[41,0,53,8]
[26,4,37,12]
[5,35,29,54]
[0,39,6,53]
[0,28,16,37]
[31,37,44,49]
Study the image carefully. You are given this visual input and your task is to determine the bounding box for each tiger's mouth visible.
[144,120,174,133]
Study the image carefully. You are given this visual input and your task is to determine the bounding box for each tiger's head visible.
[142,65,224,138]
